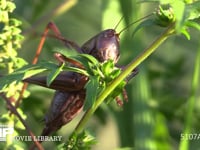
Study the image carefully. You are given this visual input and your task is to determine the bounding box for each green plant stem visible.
[179,41,200,150]
[74,24,175,134]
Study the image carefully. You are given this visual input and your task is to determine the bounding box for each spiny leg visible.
[32,22,82,64]
[54,53,84,68]
[115,89,128,106]
[125,68,139,82]
[115,67,139,106]
[16,22,82,107]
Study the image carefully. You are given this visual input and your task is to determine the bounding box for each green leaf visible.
[54,48,99,65]
[101,60,114,77]
[46,61,90,87]
[0,66,47,91]
[185,21,200,31]
[73,54,101,76]
[66,131,97,149]
[39,61,60,70]
[46,63,65,87]
[84,76,101,110]
[9,18,22,26]
[110,69,121,79]
[6,1,16,12]
[154,5,175,27]
[77,54,99,65]
[63,66,89,76]
[186,1,200,20]
[0,61,62,91]
[70,54,99,73]
[54,48,101,76]
[23,68,47,79]
[180,27,190,40]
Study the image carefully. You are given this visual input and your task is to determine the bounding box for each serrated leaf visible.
[70,54,100,75]
[0,67,47,91]
[81,131,97,146]
[54,48,99,65]
[47,63,65,87]
[0,62,59,90]
[84,76,100,110]
[110,69,121,79]
[56,49,106,78]
[78,54,99,65]
[12,64,40,74]
[63,66,89,76]
[24,68,47,79]
[54,48,98,65]
[66,131,97,149]
[101,60,114,76]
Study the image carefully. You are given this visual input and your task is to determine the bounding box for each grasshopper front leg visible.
[16,22,83,107]
[114,67,138,106]
[33,22,82,64]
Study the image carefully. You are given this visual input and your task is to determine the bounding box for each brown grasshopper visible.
[23,18,140,140]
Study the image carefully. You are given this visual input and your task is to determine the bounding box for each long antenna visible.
[114,16,124,30]
[118,13,153,35]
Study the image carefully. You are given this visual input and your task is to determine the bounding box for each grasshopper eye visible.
[104,29,115,38]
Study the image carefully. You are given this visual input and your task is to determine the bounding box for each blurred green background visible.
[1,0,200,149]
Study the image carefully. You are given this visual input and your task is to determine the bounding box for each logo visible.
[0,125,14,141]
[0,124,62,142]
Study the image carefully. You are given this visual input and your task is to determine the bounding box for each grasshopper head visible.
[81,29,120,63]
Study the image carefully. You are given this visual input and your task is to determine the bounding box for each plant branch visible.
[74,24,175,134]
[0,93,44,150]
